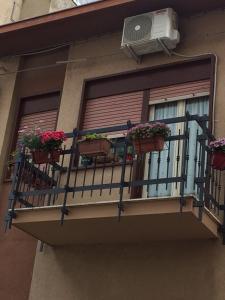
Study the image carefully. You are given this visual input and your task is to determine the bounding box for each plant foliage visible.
[127,122,171,140]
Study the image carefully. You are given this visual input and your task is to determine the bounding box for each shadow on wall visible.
[30,240,223,300]
[0,183,37,300]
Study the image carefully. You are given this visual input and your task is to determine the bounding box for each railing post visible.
[60,128,78,225]
[5,149,25,230]
[179,112,189,211]
[196,118,208,220]
[118,121,132,221]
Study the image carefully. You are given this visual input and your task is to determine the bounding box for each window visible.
[79,90,144,167]
[16,92,60,148]
[79,59,213,192]
[6,92,60,180]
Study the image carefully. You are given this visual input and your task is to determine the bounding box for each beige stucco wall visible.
[20,0,76,19]
[0,57,20,183]
[29,240,225,300]
[0,0,23,25]
[49,0,76,12]
[27,9,225,300]
[19,0,51,20]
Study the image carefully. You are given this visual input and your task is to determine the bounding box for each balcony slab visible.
[12,196,220,246]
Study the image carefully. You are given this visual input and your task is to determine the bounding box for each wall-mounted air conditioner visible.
[121,8,180,57]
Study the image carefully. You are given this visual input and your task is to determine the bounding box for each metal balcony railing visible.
[6,113,225,241]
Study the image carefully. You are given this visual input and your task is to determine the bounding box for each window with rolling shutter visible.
[82,91,144,130]
[81,80,210,131]
[6,93,60,180]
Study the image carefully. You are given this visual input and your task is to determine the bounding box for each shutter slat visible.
[85,101,141,112]
[88,94,143,105]
[150,80,210,101]
[84,106,142,118]
[83,111,142,124]
[20,119,57,127]
[20,110,58,118]
[18,110,58,136]
[82,91,143,130]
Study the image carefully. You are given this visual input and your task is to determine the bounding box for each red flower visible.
[40,131,67,144]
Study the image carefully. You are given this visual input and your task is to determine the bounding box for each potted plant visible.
[78,133,111,157]
[20,127,67,164]
[127,122,171,154]
[209,138,225,170]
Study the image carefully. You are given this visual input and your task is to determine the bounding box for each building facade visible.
[1,1,225,299]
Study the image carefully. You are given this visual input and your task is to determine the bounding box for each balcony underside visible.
[12,197,220,246]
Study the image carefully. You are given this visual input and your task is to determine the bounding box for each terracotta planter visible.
[133,136,165,154]
[78,139,111,157]
[31,149,61,164]
[212,151,225,170]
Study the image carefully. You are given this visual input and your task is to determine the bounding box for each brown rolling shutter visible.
[150,80,210,102]
[82,91,144,130]
[17,110,58,146]
[19,110,58,132]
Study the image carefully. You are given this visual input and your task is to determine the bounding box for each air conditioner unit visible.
[121,8,180,57]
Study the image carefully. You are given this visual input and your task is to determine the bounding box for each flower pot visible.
[212,151,225,170]
[31,149,61,164]
[133,136,165,154]
[78,139,111,157]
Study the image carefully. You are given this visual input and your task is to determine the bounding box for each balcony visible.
[6,114,224,245]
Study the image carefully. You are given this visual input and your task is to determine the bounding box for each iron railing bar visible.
[64,115,209,138]
[16,176,187,198]
[118,137,129,220]
[197,122,207,220]
[90,157,97,197]
[60,129,78,225]
[17,187,66,197]
[6,151,26,228]
[196,118,214,141]
[179,112,189,210]
[194,183,219,209]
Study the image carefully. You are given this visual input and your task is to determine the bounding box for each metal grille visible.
[123,14,152,43]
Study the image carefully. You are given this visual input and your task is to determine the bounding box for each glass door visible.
[145,96,209,198]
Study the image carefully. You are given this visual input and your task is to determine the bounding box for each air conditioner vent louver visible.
[121,8,180,57]
[123,15,152,43]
